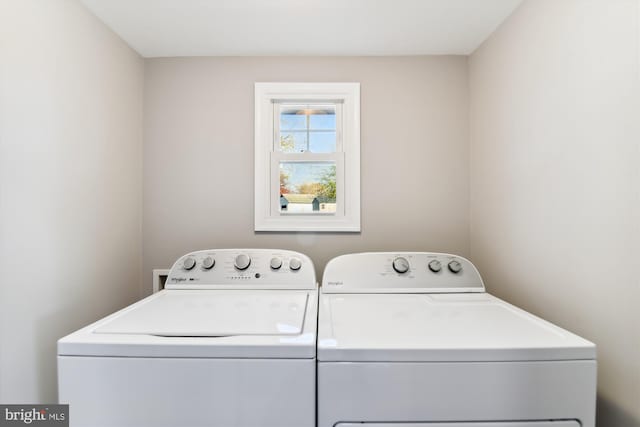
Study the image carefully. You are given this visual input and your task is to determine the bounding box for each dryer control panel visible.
[165,249,316,290]
[322,252,484,293]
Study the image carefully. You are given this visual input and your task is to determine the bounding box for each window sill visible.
[254,216,360,232]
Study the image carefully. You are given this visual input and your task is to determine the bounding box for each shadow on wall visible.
[597,395,640,427]
[35,297,136,403]
[35,308,78,402]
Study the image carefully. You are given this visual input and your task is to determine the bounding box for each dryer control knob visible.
[234,254,251,270]
[183,257,196,270]
[202,256,215,270]
[392,257,410,274]
[428,259,442,273]
[289,257,302,271]
[448,260,462,274]
[270,257,283,270]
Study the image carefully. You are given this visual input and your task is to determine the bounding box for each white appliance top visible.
[95,291,308,337]
[58,249,318,359]
[318,252,596,362]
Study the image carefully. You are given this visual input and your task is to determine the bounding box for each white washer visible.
[58,249,317,427]
[318,252,596,427]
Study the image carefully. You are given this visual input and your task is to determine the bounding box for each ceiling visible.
[80,0,523,58]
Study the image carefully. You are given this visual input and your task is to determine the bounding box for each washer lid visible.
[95,291,308,336]
[58,290,318,358]
[317,293,596,362]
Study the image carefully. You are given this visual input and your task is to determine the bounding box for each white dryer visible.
[58,249,317,427]
[317,252,596,427]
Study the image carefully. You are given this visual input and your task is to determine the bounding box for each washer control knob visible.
[428,259,442,273]
[270,257,283,270]
[202,256,215,270]
[448,260,462,274]
[289,257,302,271]
[183,257,196,270]
[392,257,410,274]
[234,254,251,270]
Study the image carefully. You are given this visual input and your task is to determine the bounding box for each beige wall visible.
[143,56,470,290]
[4,2,636,421]
[469,1,640,426]
[0,0,143,402]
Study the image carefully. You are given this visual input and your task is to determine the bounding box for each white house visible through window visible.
[255,83,360,232]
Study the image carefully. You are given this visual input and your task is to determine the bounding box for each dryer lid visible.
[95,291,308,337]
[317,293,596,362]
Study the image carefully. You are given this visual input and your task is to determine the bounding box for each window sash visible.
[270,152,344,217]
[273,102,343,153]
[271,101,344,217]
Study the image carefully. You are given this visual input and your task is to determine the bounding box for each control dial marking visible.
[448,260,462,274]
[392,257,410,274]
[428,259,442,273]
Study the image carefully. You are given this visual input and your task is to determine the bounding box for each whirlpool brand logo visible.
[1,405,68,426]
[326,281,343,286]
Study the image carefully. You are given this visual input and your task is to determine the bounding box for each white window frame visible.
[255,82,360,232]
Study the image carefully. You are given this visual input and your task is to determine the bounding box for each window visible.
[255,83,360,232]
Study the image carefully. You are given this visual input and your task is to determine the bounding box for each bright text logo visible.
[0,405,68,427]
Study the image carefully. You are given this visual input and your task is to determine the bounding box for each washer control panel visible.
[165,249,316,290]
[322,252,484,293]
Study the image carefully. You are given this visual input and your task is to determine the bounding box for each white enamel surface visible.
[59,357,315,427]
[318,292,594,361]
[322,252,484,293]
[95,291,308,336]
[318,361,596,427]
[318,251,596,425]
[59,289,318,358]
[318,360,595,426]
[59,249,318,425]
[165,249,315,290]
[337,423,579,427]
[58,249,318,358]
[80,0,523,57]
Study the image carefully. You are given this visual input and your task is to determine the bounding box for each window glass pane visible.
[279,131,307,153]
[279,162,336,214]
[278,104,337,153]
[309,110,335,130]
[280,110,307,131]
[309,132,336,153]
